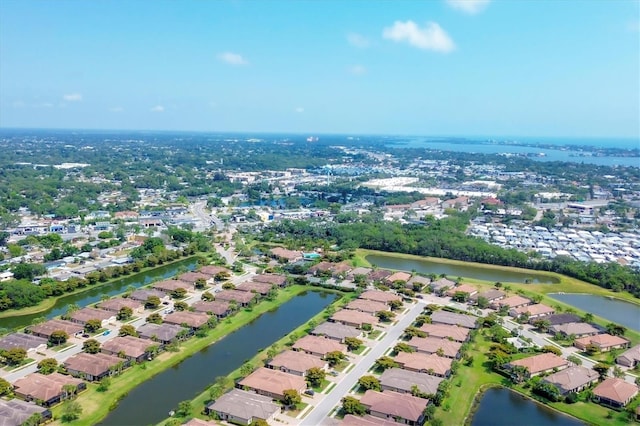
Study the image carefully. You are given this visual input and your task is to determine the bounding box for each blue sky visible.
[0,0,638,138]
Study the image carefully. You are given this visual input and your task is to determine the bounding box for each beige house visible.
[543,366,599,394]
[360,390,428,426]
[267,350,327,376]
[238,367,306,400]
[507,353,568,378]
[593,378,639,408]
[205,389,279,425]
[574,334,630,352]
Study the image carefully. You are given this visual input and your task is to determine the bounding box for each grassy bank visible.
[158,289,358,425]
[441,333,632,426]
[50,284,331,426]
[0,255,201,321]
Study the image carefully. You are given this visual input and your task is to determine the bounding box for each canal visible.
[366,253,558,284]
[472,388,584,426]
[100,290,337,425]
[0,257,198,330]
[549,293,640,332]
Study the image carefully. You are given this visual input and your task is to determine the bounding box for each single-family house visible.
[491,295,532,310]
[98,298,143,314]
[550,322,600,338]
[544,313,582,326]
[28,319,84,340]
[267,350,327,376]
[470,289,505,305]
[592,378,639,408]
[64,352,125,381]
[445,284,478,298]
[342,414,397,426]
[394,352,452,377]
[198,265,231,279]
[616,344,640,368]
[367,269,393,283]
[379,367,443,396]
[152,279,189,294]
[177,272,211,287]
[346,299,389,315]
[136,323,187,344]
[442,196,469,210]
[359,290,402,305]
[13,373,85,406]
[406,275,431,291]
[292,335,347,358]
[236,281,274,296]
[509,303,555,320]
[0,333,47,353]
[542,366,599,395]
[419,323,470,343]
[430,310,478,329]
[506,353,569,378]
[347,267,373,281]
[128,288,166,303]
[574,334,630,352]
[100,336,152,363]
[205,389,280,426]
[385,271,412,285]
[311,322,362,342]
[330,309,379,328]
[238,367,307,401]
[252,273,287,287]
[191,300,231,318]
[164,311,210,330]
[360,390,428,426]
[408,336,462,359]
[69,307,114,326]
[215,289,256,307]
[0,398,52,426]
[270,247,303,263]
[428,278,456,295]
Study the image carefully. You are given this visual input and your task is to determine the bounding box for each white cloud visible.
[348,65,367,75]
[109,106,124,113]
[446,0,491,14]
[150,105,165,112]
[63,93,83,102]
[347,32,370,48]
[295,107,304,113]
[218,52,249,65]
[382,20,455,53]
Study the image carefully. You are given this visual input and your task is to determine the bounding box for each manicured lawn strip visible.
[0,255,202,321]
[50,285,342,426]
[160,288,355,425]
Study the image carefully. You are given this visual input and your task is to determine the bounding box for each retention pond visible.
[472,387,584,426]
[100,290,337,425]
[366,253,558,284]
[549,293,640,332]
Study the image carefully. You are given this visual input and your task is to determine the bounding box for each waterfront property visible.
[252,273,287,287]
[191,300,231,318]
[360,390,428,426]
[100,336,153,363]
[136,322,187,344]
[592,378,639,408]
[445,283,478,298]
[238,367,307,400]
[0,332,47,353]
[574,334,630,352]
[311,321,362,342]
[506,353,569,378]
[198,265,231,278]
[346,298,389,314]
[13,372,85,406]
[508,303,555,320]
[0,398,52,426]
[236,281,274,296]
[542,365,599,394]
[152,279,190,294]
[549,322,600,338]
[358,290,402,305]
[266,349,327,376]
[128,288,166,303]
[98,297,143,314]
[163,311,209,330]
[470,289,505,305]
[379,367,443,396]
[28,319,83,339]
[292,334,347,357]
[214,289,257,307]
[616,344,640,367]
[491,295,531,310]
[69,307,114,326]
[429,278,456,295]
[64,352,125,381]
[205,388,280,425]
[330,309,379,328]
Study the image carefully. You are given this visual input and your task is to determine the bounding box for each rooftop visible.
[360,390,428,422]
[206,388,279,422]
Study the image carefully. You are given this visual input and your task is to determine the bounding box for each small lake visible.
[366,254,558,284]
[549,293,640,332]
[0,257,198,330]
[472,388,584,426]
[100,290,337,425]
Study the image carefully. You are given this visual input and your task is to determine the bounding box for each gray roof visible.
[207,389,279,422]
[0,399,50,426]
[543,366,599,394]
[312,322,361,340]
[0,332,47,351]
[550,322,600,336]
[544,313,582,326]
[470,289,505,302]
[431,310,478,329]
[136,323,186,342]
[380,367,443,395]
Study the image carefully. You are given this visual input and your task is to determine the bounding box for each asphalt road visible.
[302,301,426,425]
